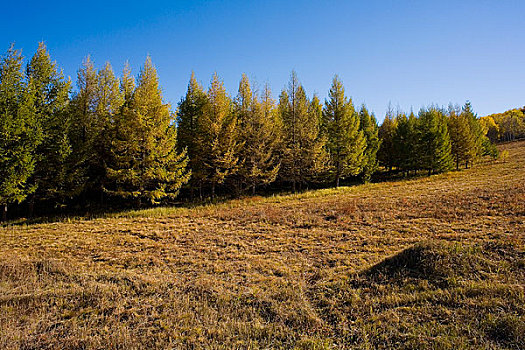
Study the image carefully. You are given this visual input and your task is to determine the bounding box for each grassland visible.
[1,141,524,349]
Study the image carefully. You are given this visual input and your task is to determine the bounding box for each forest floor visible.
[1,141,524,349]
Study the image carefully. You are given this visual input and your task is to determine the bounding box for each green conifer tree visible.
[279,71,328,190]
[378,112,397,171]
[177,72,208,197]
[25,42,71,214]
[461,101,484,168]
[200,73,240,197]
[68,56,99,195]
[393,112,418,175]
[0,45,41,220]
[359,105,380,182]
[106,56,189,204]
[234,75,280,194]
[417,107,453,175]
[322,75,365,187]
[447,105,473,170]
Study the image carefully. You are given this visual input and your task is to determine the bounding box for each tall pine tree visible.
[322,75,365,187]
[359,105,380,182]
[447,104,473,170]
[68,56,99,196]
[177,71,208,197]
[417,107,452,175]
[279,71,328,191]
[378,111,397,171]
[235,75,280,194]
[106,56,189,204]
[200,73,240,197]
[25,42,71,214]
[0,45,41,220]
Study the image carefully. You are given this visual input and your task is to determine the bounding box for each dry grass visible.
[1,141,524,349]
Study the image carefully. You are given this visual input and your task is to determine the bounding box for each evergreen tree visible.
[176,71,208,197]
[359,105,380,182]
[462,101,484,168]
[279,71,328,190]
[417,107,453,175]
[0,45,41,220]
[106,56,189,204]
[235,75,280,194]
[68,56,99,195]
[25,42,71,214]
[378,112,397,171]
[393,111,418,174]
[92,62,123,200]
[120,62,135,104]
[447,105,473,170]
[200,73,240,197]
[306,94,330,183]
[322,75,365,187]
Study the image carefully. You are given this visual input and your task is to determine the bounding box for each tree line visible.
[480,108,525,143]
[0,43,499,220]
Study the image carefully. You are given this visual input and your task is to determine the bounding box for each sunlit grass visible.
[0,141,523,349]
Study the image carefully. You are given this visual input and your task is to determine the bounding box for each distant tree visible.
[480,116,499,143]
[176,71,208,197]
[0,45,41,220]
[462,102,485,168]
[279,71,328,191]
[359,105,380,182]
[200,73,240,197]
[447,105,473,170]
[417,107,452,175]
[392,112,417,175]
[483,108,525,142]
[25,42,71,214]
[105,56,189,204]
[322,75,365,186]
[378,111,397,171]
[234,75,280,194]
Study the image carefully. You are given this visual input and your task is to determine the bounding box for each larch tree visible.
[68,56,99,196]
[106,56,189,204]
[417,107,452,175]
[200,73,240,197]
[234,75,280,194]
[176,71,208,197]
[25,42,71,214]
[378,112,397,171]
[92,62,123,200]
[461,101,484,168]
[393,111,418,175]
[359,105,380,182]
[279,71,327,191]
[0,45,41,220]
[322,75,365,187]
[447,105,473,170]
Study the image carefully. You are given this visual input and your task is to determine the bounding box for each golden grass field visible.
[1,141,524,349]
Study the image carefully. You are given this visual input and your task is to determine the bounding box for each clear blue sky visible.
[2,0,524,120]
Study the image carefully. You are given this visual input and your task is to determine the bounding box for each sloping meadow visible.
[1,141,524,349]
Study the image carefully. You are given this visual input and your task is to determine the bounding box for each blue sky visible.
[2,0,524,120]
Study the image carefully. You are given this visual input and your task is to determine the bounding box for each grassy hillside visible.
[1,141,524,349]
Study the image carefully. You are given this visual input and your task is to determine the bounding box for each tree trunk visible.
[292,179,296,193]
[2,204,7,222]
[211,182,216,199]
[335,175,340,188]
[252,183,256,196]
[28,196,35,218]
